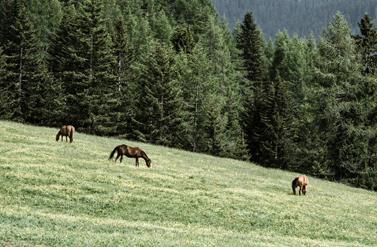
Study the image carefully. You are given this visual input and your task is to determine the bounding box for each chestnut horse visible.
[109,144,151,168]
[56,125,75,143]
[292,175,309,195]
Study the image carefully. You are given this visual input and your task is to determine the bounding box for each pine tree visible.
[0,0,22,120]
[49,4,91,128]
[150,10,173,44]
[0,47,9,117]
[236,11,266,82]
[200,16,248,157]
[175,44,213,152]
[49,1,117,133]
[111,16,136,137]
[13,3,55,124]
[80,0,117,135]
[314,13,370,181]
[133,43,184,147]
[236,11,268,161]
[171,24,195,54]
[27,0,62,62]
[354,14,377,75]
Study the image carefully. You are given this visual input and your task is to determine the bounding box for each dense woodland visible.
[1,0,377,190]
[213,0,377,37]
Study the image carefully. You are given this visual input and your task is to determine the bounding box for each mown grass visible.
[0,120,376,246]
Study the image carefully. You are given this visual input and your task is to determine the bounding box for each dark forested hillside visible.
[212,0,377,37]
[1,0,377,191]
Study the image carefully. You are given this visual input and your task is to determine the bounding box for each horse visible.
[292,175,309,195]
[56,125,75,143]
[109,144,151,168]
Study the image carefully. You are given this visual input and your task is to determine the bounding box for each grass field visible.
[0,121,376,246]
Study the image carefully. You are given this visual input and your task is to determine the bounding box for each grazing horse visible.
[292,175,309,195]
[109,144,151,168]
[56,125,75,143]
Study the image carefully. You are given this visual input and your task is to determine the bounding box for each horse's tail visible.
[56,130,61,141]
[109,146,118,160]
[292,177,298,195]
[69,127,74,143]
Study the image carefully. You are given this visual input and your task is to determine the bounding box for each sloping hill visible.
[0,121,376,246]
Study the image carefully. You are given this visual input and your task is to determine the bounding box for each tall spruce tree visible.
[49,4,90,128]
[314,13,370,181]
[175,44,213,152]
[0,47,9,116]
[236,11,266,82]
[50,0,117,133]
[201,16,248,157]
[133,43,184,147]
[236,11,268,161]
[354,14,377,75]
[0,0,22,120]
[112,16,136,137]
[171,24,195,54]
[13,3,60,124]
[80,0,117,135]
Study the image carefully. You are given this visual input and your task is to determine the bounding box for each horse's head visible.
[302,185,307,195]
[146,158,152,168]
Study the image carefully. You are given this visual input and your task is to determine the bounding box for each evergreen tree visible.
[133,43,184,147]
[354,14,377,75]
[0,47,9,117]
[111,16,136,137]
[236,11,268,161]
[313,13,369,180]
[28,0,62,61]
[171,24,195,54]
[175,44,213,152]
[50,1,117,133]
[49,4,91,128]
[0,0,22,120]
[80,0,117,135]
[150,10,173,44]
[236,11,266,82]
[201,16,248,157]
[13,3,58,124]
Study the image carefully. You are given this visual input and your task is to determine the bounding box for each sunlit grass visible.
[0,120,376,246]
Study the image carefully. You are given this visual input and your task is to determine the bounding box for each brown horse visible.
[109,144,151,168]
[56,125,75,143]
[292,175,309,195]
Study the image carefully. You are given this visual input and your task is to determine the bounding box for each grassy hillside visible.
[0,121,376,246]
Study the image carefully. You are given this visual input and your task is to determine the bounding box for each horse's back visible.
[298,175,308,186]
[59,125,75,136]
[127,146,142,155]
[64,125,74,132]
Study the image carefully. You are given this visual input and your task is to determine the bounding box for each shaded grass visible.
[0,120,376,246]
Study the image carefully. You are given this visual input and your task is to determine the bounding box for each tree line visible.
[0,0,249,159]
[212,0,377,38]
[1,0,377,190]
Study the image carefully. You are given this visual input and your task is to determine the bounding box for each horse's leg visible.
[65,136,68,142]
[115,153,120,163]
[120,155,123,163]
[135,157,139,167]
[299,186,302,196]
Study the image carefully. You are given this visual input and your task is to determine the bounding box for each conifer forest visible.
[1,0,377,190]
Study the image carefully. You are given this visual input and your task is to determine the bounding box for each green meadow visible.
[0,121,376,246]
